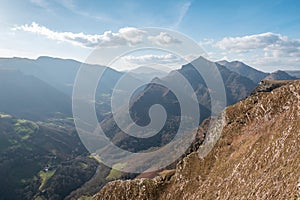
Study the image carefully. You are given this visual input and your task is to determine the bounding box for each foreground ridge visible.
[93,80,300,200]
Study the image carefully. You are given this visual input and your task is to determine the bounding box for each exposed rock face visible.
[93,80,300,200]
[93,178,164,200]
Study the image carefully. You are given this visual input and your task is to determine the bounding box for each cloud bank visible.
[201,32,300,71]
[13,22,182,48]
[217,32,300,57]
[13,22,146,48]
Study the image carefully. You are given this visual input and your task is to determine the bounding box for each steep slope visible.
[264,70,298,81]
[95,80,300,200]
[217,60,268,84]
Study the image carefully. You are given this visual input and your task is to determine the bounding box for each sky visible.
[0,0,300,72]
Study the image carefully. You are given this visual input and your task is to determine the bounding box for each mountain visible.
[96,57,256,165]
[263,70,298,81]
[125,66,168,83]
[0,114,99,200]
[94,79,300,200]
[286,70,300,78]
[0,69,71,120]
[217,60,268,84]
[0,56,123,96]
[0,57,125,121]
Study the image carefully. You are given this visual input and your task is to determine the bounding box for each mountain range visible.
[0,56,299,199]
[0,56,298,123]
[98,57,257,156]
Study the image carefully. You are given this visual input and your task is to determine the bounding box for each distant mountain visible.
[263,70,298,81]
[285,70,300,78]
[95,80,300,200]
[0,57,125,121]
[99,57,256,156]
[0,69,71,120]
[0,56,123,96]
[217,60,268,84]
[127,66,168,83]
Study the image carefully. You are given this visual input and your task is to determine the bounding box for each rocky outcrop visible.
[93,80,300,200]
[250,79,294,95]
[93,178,165,200]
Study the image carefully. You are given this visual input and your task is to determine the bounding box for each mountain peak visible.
[217,60,268,83]
[264,70,297,81]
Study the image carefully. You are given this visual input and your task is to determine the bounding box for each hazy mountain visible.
[217,60,268,84]
[126,66,168,83]
[0,57,125,121]
[285,70,300,79]
[98,57,256,155]
[0,69,71,120]
[263,70,298,81]
[0,56,123,96]
[95,80,300,200]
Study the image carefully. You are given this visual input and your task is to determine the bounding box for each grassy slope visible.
[0,114,98,200]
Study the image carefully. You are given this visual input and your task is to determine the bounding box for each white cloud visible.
[13,22,183,49]
[216,32,300,55]
[199,38,215,46]
[123,54,182,65]
[148,32,181,46]
[205,32,300,71]
[12,22,146,48]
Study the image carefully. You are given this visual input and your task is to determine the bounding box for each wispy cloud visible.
[173,1,192,28]
[57,0,120,24]
[30,0,49,8]
[30,0,56,13]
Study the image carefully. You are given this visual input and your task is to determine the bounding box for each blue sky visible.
[0,0,300,71]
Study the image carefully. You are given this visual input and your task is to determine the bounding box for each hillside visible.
[94,80,300,200]
[0,114,98,200]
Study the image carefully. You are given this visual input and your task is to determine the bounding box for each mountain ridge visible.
[94,79,300,200]
[217,60,269,84]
